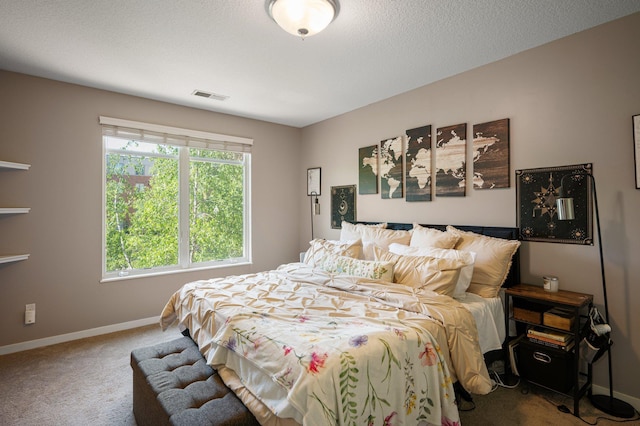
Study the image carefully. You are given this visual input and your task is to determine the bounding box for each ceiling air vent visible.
[192,90,229,101]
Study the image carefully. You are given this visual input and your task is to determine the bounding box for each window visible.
[100,117,252,280]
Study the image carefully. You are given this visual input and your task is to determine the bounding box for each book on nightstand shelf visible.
[508,335,524,376]
[527,326,571,343]
[527,336,575,351]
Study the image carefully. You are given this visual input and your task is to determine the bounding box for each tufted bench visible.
[131,336,260,426]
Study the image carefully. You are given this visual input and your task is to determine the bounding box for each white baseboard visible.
[591,384,640,412]
[0,316,160,356]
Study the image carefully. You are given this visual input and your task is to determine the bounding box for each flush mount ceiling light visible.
[266,0,339,38]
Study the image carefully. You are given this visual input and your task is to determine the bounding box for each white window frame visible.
[100,116,253,281]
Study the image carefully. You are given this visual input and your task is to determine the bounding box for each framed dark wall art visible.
[379,136,404,199]
[516,163,593,244]
[472,118,510,189]
[435,123,467,197]
[634,114,640,189]
[358,145,378,194]
[307,167,321,196]
[331,185,356,229]
[405,125,433,202]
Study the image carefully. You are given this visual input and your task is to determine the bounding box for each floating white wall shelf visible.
[0,254,30,264]
[1,160,31,264]
[0,208,30,214]
[0,160,31,170]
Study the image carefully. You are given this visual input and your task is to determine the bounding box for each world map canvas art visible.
[358,145,378,194]
[379,136,404,199]
[472,118,510,189]
[405,125,432,202]
[435,123,466,197]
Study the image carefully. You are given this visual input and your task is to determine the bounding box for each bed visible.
[160,222,520,426]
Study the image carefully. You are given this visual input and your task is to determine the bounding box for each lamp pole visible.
[310,191,319,240]
[556,173,635,418]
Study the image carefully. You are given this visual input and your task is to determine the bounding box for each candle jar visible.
[543,276,559,292]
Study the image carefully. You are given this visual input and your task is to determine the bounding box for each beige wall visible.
[0,71,301,346]
[299,13,640,399]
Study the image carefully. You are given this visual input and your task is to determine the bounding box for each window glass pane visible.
[105,144,179,273]
[106,138,178,156]
[189,147,243,162]
[103,132,250,279]
[189,153,244,263]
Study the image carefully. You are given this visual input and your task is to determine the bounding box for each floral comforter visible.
[160,263,492,426]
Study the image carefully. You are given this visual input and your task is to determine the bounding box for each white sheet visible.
[459,292,506,354]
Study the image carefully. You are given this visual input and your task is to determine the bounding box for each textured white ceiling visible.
[1,1,639,128]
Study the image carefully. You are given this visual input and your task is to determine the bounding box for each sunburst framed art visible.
[516,163,593,244]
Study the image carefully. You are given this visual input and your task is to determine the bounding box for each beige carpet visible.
[458,379,639,426]
[0,324,637,425]
[0,324,181,426]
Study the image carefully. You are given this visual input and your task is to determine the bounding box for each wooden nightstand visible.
[504,284,593,417]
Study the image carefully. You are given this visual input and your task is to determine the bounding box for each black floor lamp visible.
[309,191,320,240]
[556,172,635,418]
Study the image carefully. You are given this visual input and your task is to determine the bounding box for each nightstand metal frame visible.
[505,284,593,417]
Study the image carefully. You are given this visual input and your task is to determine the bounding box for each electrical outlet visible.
[25,303,35,325]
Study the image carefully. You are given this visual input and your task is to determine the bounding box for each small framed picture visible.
[331,185,356,229]
[634,114,640,189]
[307,167,321,196]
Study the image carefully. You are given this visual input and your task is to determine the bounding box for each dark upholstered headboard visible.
[357,222,521,288]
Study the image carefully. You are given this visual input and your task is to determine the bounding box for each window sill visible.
[100,261,252,283]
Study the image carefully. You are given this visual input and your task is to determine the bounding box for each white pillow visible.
[410,223,459,249]
[339,221,387,242]
[303,239,363,267]
[446,225,521,298]
[388,243,475,299]
[360,227,412,260]
[374,247,465,296]
[320,253,394,281]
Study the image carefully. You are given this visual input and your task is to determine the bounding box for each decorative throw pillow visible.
[446,225,521,298]
[303,239,363,267]
[410,223,459,249]
[339,221,387,242]
[360,227,412,260]
[388,243,476,299]
[320,253,394,281]
[374,247,465,297]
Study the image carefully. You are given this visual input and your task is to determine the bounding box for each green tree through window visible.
[104,137,249,278]
[189,148,245,263]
